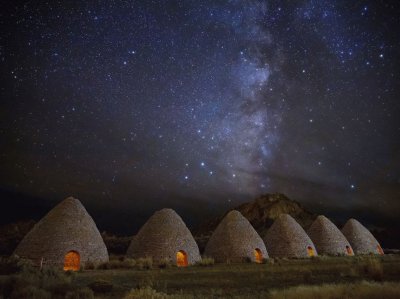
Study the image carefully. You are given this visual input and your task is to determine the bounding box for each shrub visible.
[311,255,329,262]
[123,287,169,299]
[88,279,113,293]
[195,257,214,267]
[97,260,122,269]
[96,258,136,269]
[0,256,34,275]
[137,274,155,289]
[0,256,18,275]
[97,260,118,269]
[64,269,77,281]
[268,281,400,299]
[16,258,35,272]
[362,258,384,281]
[65,287,94,299]
[158,258,173,269]
[0,270,41,298]
[10,285,52,299]
[123,258,137,268]
[83,261,95,270]
[0,276,14,297]
[96,261,110,270]
[39,266,73,295]
[353,255,365,264]
[266,258,275,265]
[348,267,359,278]
[0,260,76,298]
[136,257,153,270]
[303,269,313,283]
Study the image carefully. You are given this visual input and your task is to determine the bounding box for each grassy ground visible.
[1,255,400,298]
[268,281,400,299]
[74,255,400,298]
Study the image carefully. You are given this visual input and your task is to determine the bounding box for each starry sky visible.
[1,1,399,232]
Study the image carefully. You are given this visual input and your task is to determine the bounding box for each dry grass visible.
[157,258,173,269]
[0,255,34,275]
[1,254,400,298]
[195,257,215,266]
[121,281,400,299]
[88,279,113,293]
[0,261,76,298]
[83,255,400,298]
[97,257,153,270]
[362,258,384,281]
[268,281,400,299]
[123,286,169,299]
[136,257,153,270]
[97,257,137,270]
[65,287,94,299]
[98,256,179,270]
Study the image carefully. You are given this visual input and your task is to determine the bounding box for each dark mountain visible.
[194,193,317,252]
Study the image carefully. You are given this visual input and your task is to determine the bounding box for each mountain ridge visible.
[193,193,317,252]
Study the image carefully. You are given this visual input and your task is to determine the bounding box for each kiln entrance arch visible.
[64,251,80,271]
[346,245,353,255]
[254,248,263,263]
[176,250,188,267]
[307,246,316,257]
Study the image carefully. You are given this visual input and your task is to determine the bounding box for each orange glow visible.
[377,245,384,255]
[64,251,80,271]
[307,246,316,257]
[254,248,263,263]
[346,245,354,256]
[176,250,188,267]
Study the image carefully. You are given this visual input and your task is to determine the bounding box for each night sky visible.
[1,1,399,232]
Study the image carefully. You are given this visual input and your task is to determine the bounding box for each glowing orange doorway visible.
[254,248,263,263]
[307,246,316,257]
[176,250,188,267]
[377,245,384,255]
[346,245,354,256]
[64,251,80,271]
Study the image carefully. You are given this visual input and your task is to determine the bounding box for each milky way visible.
[1,1,399,230]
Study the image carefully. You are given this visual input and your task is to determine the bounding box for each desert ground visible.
[1,254,400,298]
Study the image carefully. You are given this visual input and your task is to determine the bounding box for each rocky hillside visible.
[194,193,316,252]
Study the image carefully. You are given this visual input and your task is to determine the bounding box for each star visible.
[0,0,398,239]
